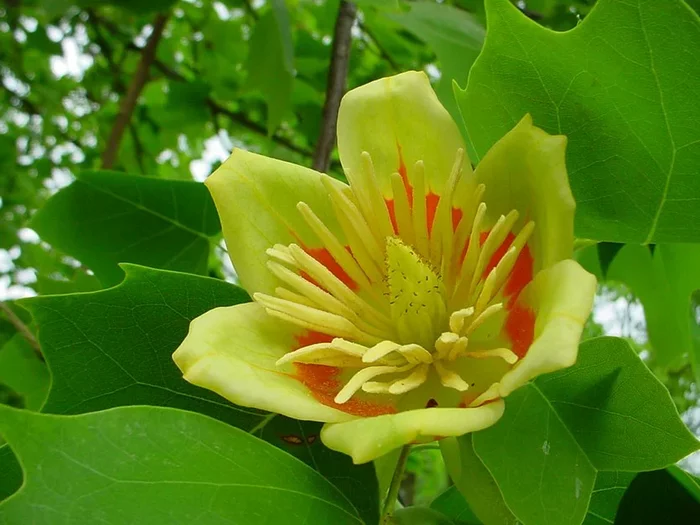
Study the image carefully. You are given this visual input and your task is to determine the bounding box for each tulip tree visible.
[1,1,699,524]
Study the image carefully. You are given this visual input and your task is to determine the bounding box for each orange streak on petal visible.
[504,244,533,302]
[385,198,399,234]
[451,207,463,231]
[304,246,358,291]
[397,143,413,205]
[292,331,396,417]
[483,232,515,279]
[426,192,440,236]
[504,303,535,359]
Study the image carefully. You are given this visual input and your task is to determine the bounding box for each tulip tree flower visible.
[173,71,596,464]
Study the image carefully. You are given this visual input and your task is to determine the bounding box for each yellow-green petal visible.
[473,114,574,270]
[173,302,355,423]
[206,149,348,296]
[498,259,597,397]
[320,401,505,464]
[337,71,471,196]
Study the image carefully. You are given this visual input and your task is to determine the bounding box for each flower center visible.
[254,149,534,408]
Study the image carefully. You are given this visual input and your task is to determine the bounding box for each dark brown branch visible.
[312,0,356,173]
[101,13,168,169]
[0,302,42,360]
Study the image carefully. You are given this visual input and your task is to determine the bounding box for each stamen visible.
[276,339,367,366]
[322,177,384,267]
[449,307,474,334]
[411,161,430,259]
[468,209,519,296]
[323,180,385,284]
[430,148,465,271]
[434,361,470,391]
[287,244,394,333]
[334,364,415,404]
[463,347,518,364]
[266,245,296,265]
[254,293,382,345]
[447,336,469,361]
[464,302,504,335]
[397,344,434,364]
[362,340,402,363]
[359,152,395,240]
[435,332,458,360]
[267,261,355,320]
[390,171,415,244]
[388,363,430,394]
[451,202,487,306]
[296,202,373,291]
[275,287,316,308]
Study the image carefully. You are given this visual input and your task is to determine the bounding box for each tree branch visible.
[0,302,42,360]
[359,20,399,72]
[101,13,168,169]
[312,0,356,173]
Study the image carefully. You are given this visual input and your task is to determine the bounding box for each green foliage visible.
[0,404,363,524]
[460,0,700,244]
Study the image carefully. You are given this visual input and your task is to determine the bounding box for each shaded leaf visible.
[0,335,49,412]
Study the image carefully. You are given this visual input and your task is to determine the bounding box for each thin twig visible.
[101,13,169,169]
[381,445,411,523]
[0,302,42,360]
[312,0,356,173]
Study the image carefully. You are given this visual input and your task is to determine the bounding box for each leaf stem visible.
[380,444,411,523]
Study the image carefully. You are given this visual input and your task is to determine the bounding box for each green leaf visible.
[472,337,698,525]
[388,2,484,147]
[246,0,294,134]
[430,486,483,525]
[0,335,49,412]
[583,471,635,525]
[440,435,517,525]
[0,405,363,524]
[256,416,379,524]
[614,467,700,524]
[30,171,220,286]
[459,0,700,243]
[596,243,624,279]
[19,265,255,424]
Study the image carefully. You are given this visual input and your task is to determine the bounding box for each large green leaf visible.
[0,405,363,524]
[460,0,700,244]
[246,0,294,134]
[471,337,698,525]
[30,171,220,286]
[0,335,49,412]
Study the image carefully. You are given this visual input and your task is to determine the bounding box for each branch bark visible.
[0,302,42,360]
[312,0,356,173]
[101,13,168,169]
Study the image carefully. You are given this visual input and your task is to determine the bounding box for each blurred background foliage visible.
[0,0,697,508]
